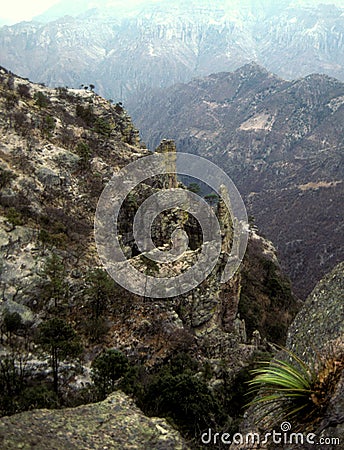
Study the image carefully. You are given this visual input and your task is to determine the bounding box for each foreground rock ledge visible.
[0,391,189,450]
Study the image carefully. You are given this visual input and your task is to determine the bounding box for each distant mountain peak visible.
[235,62,270,76]
[131,68,344,299]
[0,0,343,104]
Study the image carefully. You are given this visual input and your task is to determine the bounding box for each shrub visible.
[2,310,23,344]
[4,91,18,109]
[56,86,70,100]
[76,141,92,170]
[0,355,25,415]
[76,104,95,126]
[86,269,117,319]
[83,317,109,343]
[5,207,24,227]
[0,167,16,189]
[34,91,50,108]
[187,182,201,194]
[38,228,69,250]
[88,173,104,198]
[204,193,219,205]
[41,115,55,137]
[246,347,344,429]
[13,111,30,134]
[142,354,223,437]
[36,318,82,395]
[0,358,59,416]
[91,349,129,399]
[41,254,68,308]
[93,117,112,137]
[17,83,31,99]
[20,384,59,410]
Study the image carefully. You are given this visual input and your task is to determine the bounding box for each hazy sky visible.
[1,1,58,24]
[1,0,343,25]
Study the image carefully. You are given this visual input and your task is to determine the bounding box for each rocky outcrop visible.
[0,68,299,440]
[283,262,344,450]
[133,64,344,299]
[286,261,344,361]
[0,67,298,345]
[155,139,178,189]
[0,390,189,449]
[232,262,344,450]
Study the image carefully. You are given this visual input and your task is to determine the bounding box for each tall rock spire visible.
[155,139,178,189]
[216,184,233,253]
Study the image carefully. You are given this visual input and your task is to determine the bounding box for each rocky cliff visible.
[0,67,299,446]
[133,63,344,299]
[231,261,344,450]
[0,390,189,449]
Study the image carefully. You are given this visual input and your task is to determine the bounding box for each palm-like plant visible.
[246,347,343,429]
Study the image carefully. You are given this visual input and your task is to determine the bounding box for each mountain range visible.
[0,0,343,104]
[132,63,344,299]
[0,66,303,442]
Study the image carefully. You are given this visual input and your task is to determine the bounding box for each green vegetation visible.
[141,353,224,437]
[36,318,82,395]
[34,91,50,108]
[4,91,18,109]
[0,167,16,189]
[2,310,23,345]
[36,205,90,250]
[76,141,92,169]
[89,350,236,441]
[41,254,68,309]
[187,182,201,194]
[0,355,29,415]
[41,115,55,137]
[247,347,343,429]
[83,317,109,343]
[76,104,94,126]
[238,248,298,344]
[38,228,68,249]
[93,117,112,137]
[86,268,117,319]
[139,254,159,276]
[204,193,219,205]
[56,86,74,101]
[91,350,129,399]
[5,207,24,227]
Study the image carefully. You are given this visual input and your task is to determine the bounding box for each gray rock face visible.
[286,261,344,359]
[0,390,190,449]
[284,262,344,449]
[0,69,300,439]
[36,167,61,188]
[232,262,344,450]
[0,1,343,104]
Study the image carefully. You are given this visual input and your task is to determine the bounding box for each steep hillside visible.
[0,0,343,104]
[0,67,299,445]
[133,64,344,298]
